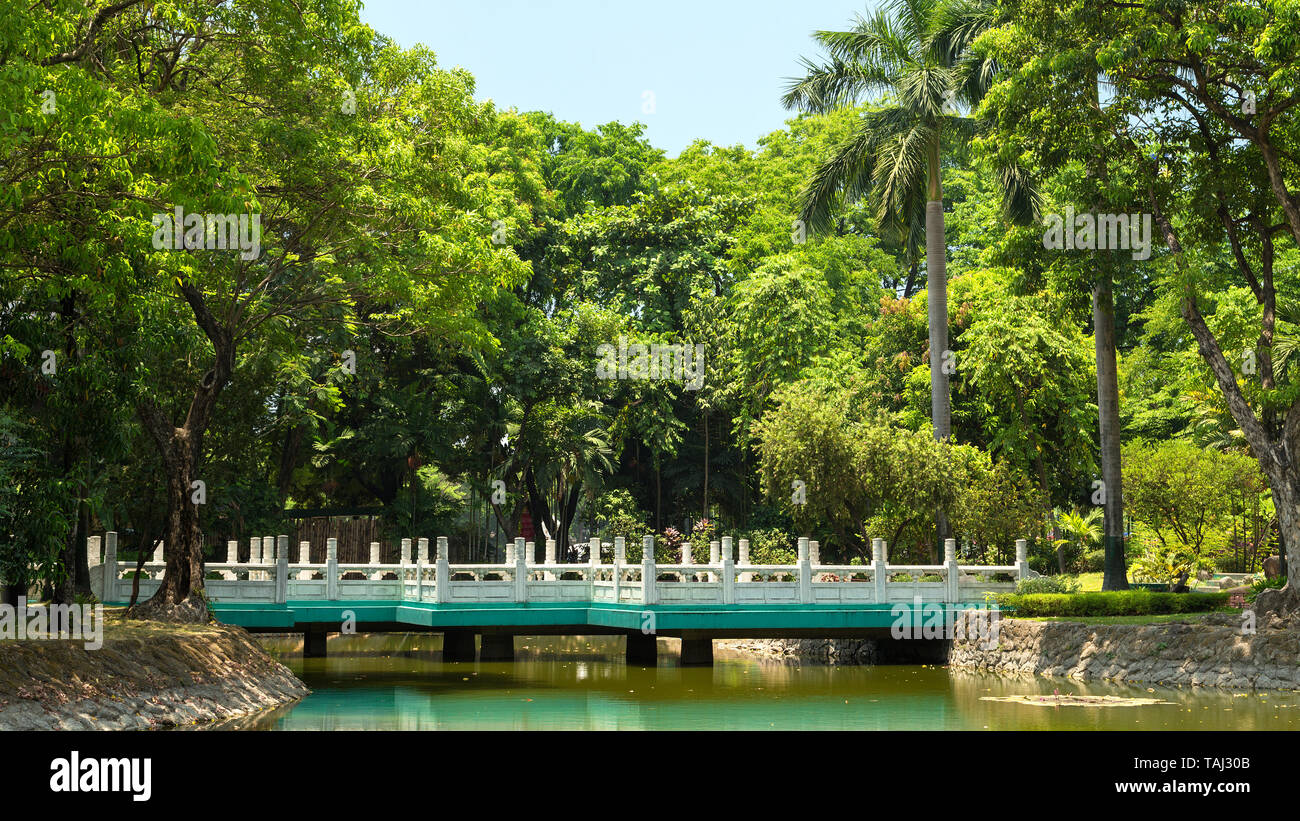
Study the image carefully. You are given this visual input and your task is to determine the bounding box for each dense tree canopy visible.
[2,0,1296,616]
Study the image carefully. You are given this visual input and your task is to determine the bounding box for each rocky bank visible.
[948,610,1300,690]
[719,612,1300,691]
[0,617,308,730]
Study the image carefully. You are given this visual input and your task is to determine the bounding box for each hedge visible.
[994,590,1229,617]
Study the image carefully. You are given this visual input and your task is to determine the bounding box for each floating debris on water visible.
[980,694,1175,707]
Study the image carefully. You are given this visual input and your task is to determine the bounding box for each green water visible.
[224,634,1300,730]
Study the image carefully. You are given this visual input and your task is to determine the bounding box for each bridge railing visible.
[88,531,1029,606]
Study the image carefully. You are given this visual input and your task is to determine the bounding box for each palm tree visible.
[783,0,1038,545]
[1052,506,1103,575]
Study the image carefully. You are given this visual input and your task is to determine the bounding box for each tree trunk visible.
[1149,203,1300,614]
[1094,273,1129,590]
[926,141,951,553]
[74,499,93,599]
[128,425,210,622]
[126,282,231,623]
[702,410,709,523]
[56,521,77,605]
[902,260,919,299]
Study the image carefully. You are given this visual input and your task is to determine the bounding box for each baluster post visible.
[1015,539,1030,581]
[436,537,451,603]
[613,537,625,603]
[326,538,339,600]
[261,536,274,581]
[873,538,888,603]
[721,536,735,605]
[642,535,657,605]
[514,537,528,603]
[797,537,812,604]
[945,538,960,603]
[275,535,289,604]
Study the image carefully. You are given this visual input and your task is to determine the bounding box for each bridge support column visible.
[441,629,477,662]
[679,637,714,666]
[479,633,515,662]
[626,632,657,666]
[303,626,328,658]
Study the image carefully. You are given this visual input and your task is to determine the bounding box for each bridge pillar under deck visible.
[679,637,714,667]
[441,629,477,662]
[478,633,515,662]
[303,626,328,658]
[625,632,658,666]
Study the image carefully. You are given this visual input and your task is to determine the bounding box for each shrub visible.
[994,590,1229,617]
[1129,537,1212,585]
[1247,575,1287,603]
[1078,549,1106,573]
[742,527,797,565]
[1015,575,1081,595]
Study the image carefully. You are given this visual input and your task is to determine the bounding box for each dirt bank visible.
[0,612,308,730]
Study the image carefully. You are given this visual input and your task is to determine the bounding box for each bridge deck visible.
[101,599,999,638]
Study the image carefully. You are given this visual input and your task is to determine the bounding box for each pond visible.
[213,634,1299,731]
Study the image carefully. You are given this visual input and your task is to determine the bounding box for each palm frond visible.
[781,56,892,113]
[815,10,913,72]
[796,115,882,234]
[895,64,958,119]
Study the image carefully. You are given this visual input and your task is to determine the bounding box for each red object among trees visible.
[520,509,535,541]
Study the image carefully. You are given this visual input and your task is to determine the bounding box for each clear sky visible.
[357,0,877,157]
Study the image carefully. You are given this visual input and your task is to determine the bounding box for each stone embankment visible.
[948,610,1300,690]
[0,618,308,730]
[719,609,1300,690]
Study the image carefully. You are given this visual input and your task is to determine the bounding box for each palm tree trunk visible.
[1094,271,1130,589]
[925,137,951,551]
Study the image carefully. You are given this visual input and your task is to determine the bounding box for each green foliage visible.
[1129,538,1213,587]
[1247,575,1287,603]
[741,528,798,565]
[6,0,1295,599]
[1015,575,1081,595]
[998,591,1230,617]
[1080,549,1106,573]
[593,490,647,550]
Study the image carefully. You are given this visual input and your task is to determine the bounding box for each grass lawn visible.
[1076,572,1103,591]
[1071,571,1220,592]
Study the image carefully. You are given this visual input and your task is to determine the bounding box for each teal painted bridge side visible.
[103,599,998,636]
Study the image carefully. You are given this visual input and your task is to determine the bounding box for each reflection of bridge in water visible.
[91,533,1031,666]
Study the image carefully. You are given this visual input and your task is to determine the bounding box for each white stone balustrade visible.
[87,531,1026,607]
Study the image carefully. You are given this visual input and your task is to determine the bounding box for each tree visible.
[1123,440,1264,565]
[961,293,1098,537]
[782,0,1040,549]
[1006,0,1300,611]
[1052,506,1103,575]
[6,2,534,620]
